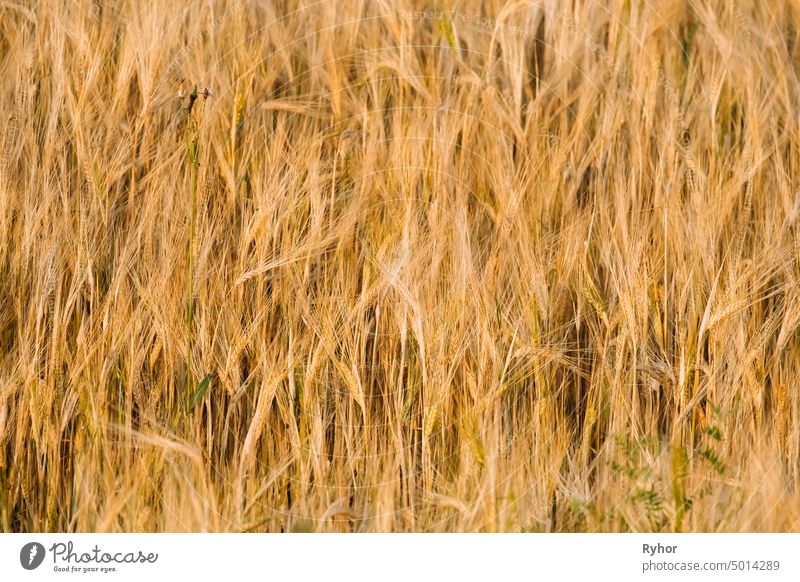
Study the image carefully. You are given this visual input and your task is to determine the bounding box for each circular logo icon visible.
[20,542,46,570]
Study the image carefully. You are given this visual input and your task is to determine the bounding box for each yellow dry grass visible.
[1,0,800,532]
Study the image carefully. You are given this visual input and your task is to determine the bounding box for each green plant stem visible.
[186,120,199,404]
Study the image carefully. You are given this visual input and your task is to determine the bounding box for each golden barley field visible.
[1,0,800,533]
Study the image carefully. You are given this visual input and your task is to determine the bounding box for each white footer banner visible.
[0,534,797,581]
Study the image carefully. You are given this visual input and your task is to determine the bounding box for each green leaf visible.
[438,15,456,53]
[185,298,195,326]
[189,374,212,409]
[705,425,722,441]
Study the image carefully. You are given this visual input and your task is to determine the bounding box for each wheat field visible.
[1,0,800,533]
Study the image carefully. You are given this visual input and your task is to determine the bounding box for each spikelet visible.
[777,382,787,452]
